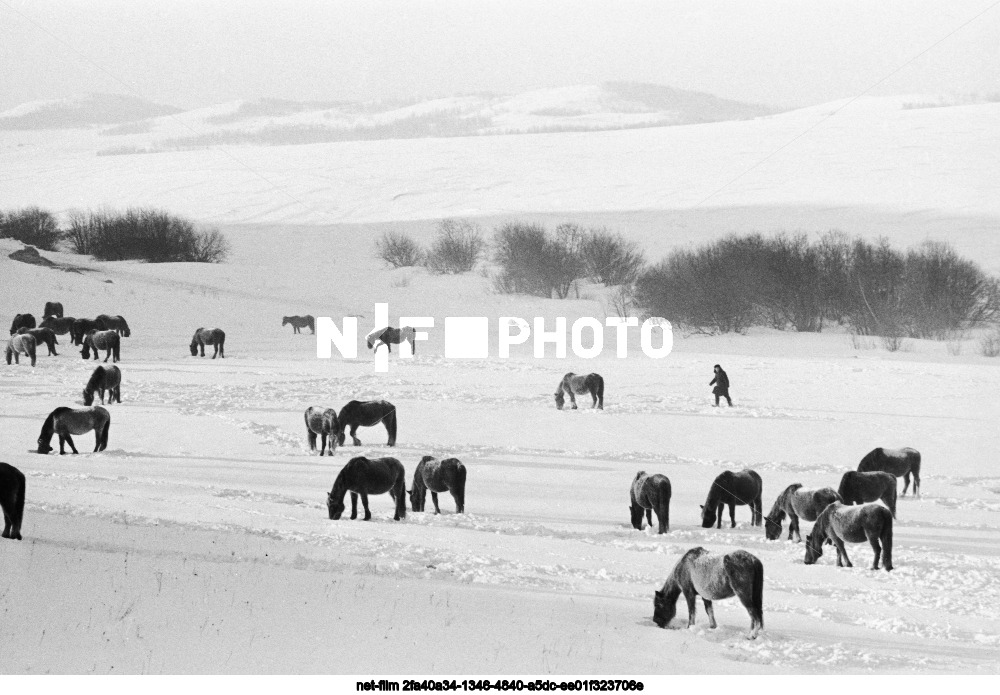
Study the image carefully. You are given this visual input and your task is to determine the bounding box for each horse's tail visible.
[384,406,397,446]
[837,471,851,502]
[881,509,894,570]
[885,480,898,519]
[455,462,467,513]
[751,556,764,629]
[394,466,407,520]
[113,333,121,361]
[595,374,605,401]
[14,468,26,532]
[99,415,111,451]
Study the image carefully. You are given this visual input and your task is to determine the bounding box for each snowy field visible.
[2,98,1000,674]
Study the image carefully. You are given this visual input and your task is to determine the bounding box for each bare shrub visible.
[0,207,63,250]
[64,208,229,262]
[581,228,646,286]
[375,231,423,268]
[980,328,1000,357]
[849,331,876,350]
[607,284,637,319]
[425,219,485,274]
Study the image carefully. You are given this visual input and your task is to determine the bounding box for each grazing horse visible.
[83,365,122,405]
[40,316,76,336]
[327,456,407,521]
[9,313,35,335]
[554,372,604,410]
[283,315,315,334]
[365,326,417,354]
[337,400,397,447]
[190,328,226,358]
[304,406,339,456]
[5,333,36,366]
[81,329,120,363]
[630,471,671,534]
[71,318,99,345]
[700,469,763,529]
[18,327,59,356]
[858,447,921,497]
[838,471,897,518]
[764,484,842,541]
[43,301,64,319]
[0,462,26,540]
[36,406,111,454]
[102,315,131,337]
[653,547,764,640]
[409,455,467,513]
[805,502,893,571]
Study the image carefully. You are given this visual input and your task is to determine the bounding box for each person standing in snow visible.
[710,364,733,407]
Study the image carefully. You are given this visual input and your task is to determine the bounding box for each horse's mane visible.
[191,328,204,344]
[85,367,105,392]
[858,448,881,471]
[39,406,74,440]
[669,547,708,585]
[812,503,836,539]
[704,471,732,506]
[766,483,801,521]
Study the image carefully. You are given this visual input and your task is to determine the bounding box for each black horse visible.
[283,315,315,334]
[43,301,64,319]
[838,471,897,518]
[700,469,763,529]
[409,455,467,513]
[81,329,121,363]
[101,315,131,337]
[304,406,339,456]
[653,547,764,640]
[190,328,226,358]
[40,316,76,337]
[18,326,59,356]
[9,313,35,335]
[83,365,122,405]
[805,502,893,572]
[37,406,111,454]
[763,484,842,541]
[0,462,25,540]
[554,372,604,410]
[858,447,921,497]
[327,456,407,521]
[337,400,397,447]
[71,318,99,345]
[630,471,671,534]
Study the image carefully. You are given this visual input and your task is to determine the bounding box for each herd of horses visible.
[2,306,929,643]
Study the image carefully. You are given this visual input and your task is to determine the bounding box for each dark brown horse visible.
[9,313,35,335]
[83,365,122,405]
[0,462,25,540]
[40,316,76,336]
[700,469,763,529]
[337,400,397,447]
[36,406,111,454]
[327,456,407,521]
[838,471,897,518]
[190,328,226,358]
[283,315,315,334]
[99,315,131,337]
[653,547,764,640]
[805,502,893,572]
[81,329,120,363]
[71,318,99,345]
[409,455,466,513]
[858,447,921,497]
[630,471,671,534]
[43,301,64,319]
[554,372,604,410]
[763,484,842,541]
[18,326,58,356]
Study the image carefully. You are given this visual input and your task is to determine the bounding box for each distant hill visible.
[0,93,182,130]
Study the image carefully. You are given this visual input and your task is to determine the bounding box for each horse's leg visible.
[350,425,361,446]
[683,588,698,627]
[307,430,317,451]
[834,538,852,568]
[65,434,79,455]
[902,472,910,496]
[2,509,10,538]
[645,508,652,527]
[319,433,327,456]
[729,503,736,528]
[431,491,440,515]
[913,469,920,498]
[349,492,359,520]
[866,529,882,570]
[360,492,372,521]
[716,502,724,529]
[789,513,800,542]
[702,599,717,629]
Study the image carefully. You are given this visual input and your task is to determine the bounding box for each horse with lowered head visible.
[409,455,466,513]
[838,471,897,518]
[1,462,26,540]
[554,372,604,410]
[71,318,99,345]
[653,547,764,640]
[337,399,397,447]
[43,302,64,319]
[283,315,315,334]
[82,329,120,363]
[190,328,225,358]
[700,469,763,529]
[858,447,921,497]
[304,406,339,456]
[98,315,131,337]
[18,327,58,356]
[40,316,76,336]
[805,501,893,572]
[37,406,111,454]
[6,333,37,366]
[327,456,407,521]
[764,484,842,541]
[83,365,122,405]
[630,471,671,534]
[366,326,417,353]
[9,313,35,335]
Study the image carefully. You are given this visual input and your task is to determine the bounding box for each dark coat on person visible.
[710,366,730,395]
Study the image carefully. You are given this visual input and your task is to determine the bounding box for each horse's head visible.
[81,342,90,359]
[82,388,94,406]
[554,391,565,410]
[189,342,198,356]
[803,533,827,565]
[336,431,346,446]
[652,589,676,628]
[699,504,716,528]
[408,487,424,512]
[763,515,782,540]
[629,504,644,530]
[327,492,345,520]
[282,317,290,326]
[36,438,52,455]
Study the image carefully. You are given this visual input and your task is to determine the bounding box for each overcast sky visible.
[2,0,999,111]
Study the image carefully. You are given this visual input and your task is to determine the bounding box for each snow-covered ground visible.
[1,93,999,673]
